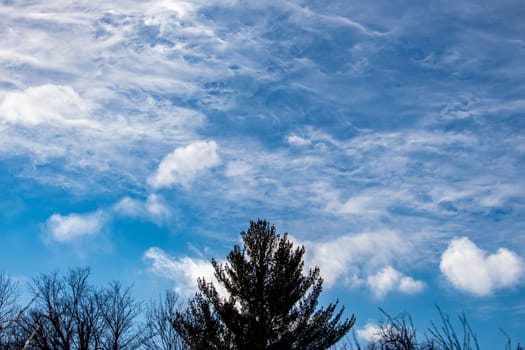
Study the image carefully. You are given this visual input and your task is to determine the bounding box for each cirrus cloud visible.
[143,247,219,297]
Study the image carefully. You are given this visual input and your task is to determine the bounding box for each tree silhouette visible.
[16,268,143,350]
[174,219,355,350]
[143,290,188,350]
[0,273,20,348]
[97,281,142,350]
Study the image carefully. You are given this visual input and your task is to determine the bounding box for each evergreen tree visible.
[174,219,355,350]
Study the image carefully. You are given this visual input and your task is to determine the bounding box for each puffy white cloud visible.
[143,247,219,297]
[356,321,382,342]
[45,210,106,243]
[114,194,170,224]
[303,231,411,288]
[0,84,93,126]
[367,266,425,299]
[440,237,525,296]
[148,141,220,189]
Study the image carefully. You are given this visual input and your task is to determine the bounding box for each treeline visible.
[1,271,522,350]
[0,269,186,349]
[0,220,522,349]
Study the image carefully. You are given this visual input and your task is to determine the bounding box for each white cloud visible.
[303,231,411,288]
[356,321,382,342]
[148,141,221,189]
[398,275,425,294]
[440,237,525,296]
[367,266,425,299]
[224,160,251,178]
[114,194,170,224]
[145,194,171,220]
[45,210,106,243]
[143,247,220,297]
[338,192,391,217]
[0,85,93,126]
[287,135,311,146]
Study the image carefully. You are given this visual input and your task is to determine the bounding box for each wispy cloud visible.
[114,194,171,225]
[301,229,426,299]
[287,135,311,147]
[143,247,219,297]
[1,0,524,327]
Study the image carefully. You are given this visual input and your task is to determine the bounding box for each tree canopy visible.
[174,219,355,350]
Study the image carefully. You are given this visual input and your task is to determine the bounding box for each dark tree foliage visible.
[174,219,355,350]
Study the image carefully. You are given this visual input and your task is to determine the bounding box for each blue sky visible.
[1,0,524,346]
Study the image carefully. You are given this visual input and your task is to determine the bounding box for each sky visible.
[1,0,524,347]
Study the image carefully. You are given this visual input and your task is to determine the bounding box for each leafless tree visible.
[21,268,102,350]
[0,273,20,348]
[427,306,479,350]
[0,273,19,329]
[97,281,142,350]
[143,290,188,350]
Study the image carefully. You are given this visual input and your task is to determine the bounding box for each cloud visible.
[45,210,106,243]
[148,141,221,189]
[143,247,219,297]
[0,86,206,190]
[356,321,382,342]
[287,135,311,146]
[367,266,425,299]
[0,84,93,126]
[303,231,411,288]
[440,237,525,296]
[114,194,170,225]
[1,0,524,319]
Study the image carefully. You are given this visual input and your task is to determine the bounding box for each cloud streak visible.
[143,247,219,297]
[114,194,171,225]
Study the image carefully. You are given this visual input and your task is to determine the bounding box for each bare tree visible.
[143,290,188,350]
[374,308,420,350]
[21,268,102,350]
[0,273,19,329]
[0,273,20,348]
[353,307,485,350]
[427,306,479,350]
[97,281,142,350]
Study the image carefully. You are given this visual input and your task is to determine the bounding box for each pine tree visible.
[174,219,355,350]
